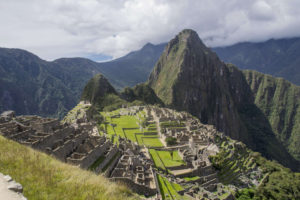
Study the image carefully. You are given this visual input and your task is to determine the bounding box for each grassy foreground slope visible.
[0,136,136,200]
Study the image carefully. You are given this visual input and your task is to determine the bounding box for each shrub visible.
[165,137,177,146]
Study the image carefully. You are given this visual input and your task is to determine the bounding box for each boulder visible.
[7,181,23,193]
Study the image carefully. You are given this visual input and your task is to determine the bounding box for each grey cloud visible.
[0,0,299,60]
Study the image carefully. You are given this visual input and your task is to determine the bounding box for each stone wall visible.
[33,127,75,150]
[67,141,111,169]
[104,153,122,177]
[152,170,161,198]
[95,146,119,173]
[176,166,214,178]
[110,177,157,197]
[166,165,189,171]
[31,119,60,133]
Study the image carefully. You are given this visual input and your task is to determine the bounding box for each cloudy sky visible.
[0,0,300,61]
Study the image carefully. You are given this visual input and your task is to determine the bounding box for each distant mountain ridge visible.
[1,36,300,118]
[213,37,300,85]
[0,43,165,118]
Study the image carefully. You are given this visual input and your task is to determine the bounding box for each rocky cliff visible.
[148,29,299,170]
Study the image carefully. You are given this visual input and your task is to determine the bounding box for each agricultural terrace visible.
[160,121,185,128]
[149,149,186,170]
[157,174,186,200]
[98,107,216,200]
[99,109,163,147]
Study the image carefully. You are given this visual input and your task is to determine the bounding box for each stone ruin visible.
[110,147,156,197]
[149,106,223,197]
[0,106,246,199]
[0,110,117,170]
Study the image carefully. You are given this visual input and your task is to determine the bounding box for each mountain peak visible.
[169,29,207,51]
[178,29,201,41]
[142,42,154,49]
[148,29,218,105]
[81,73,117,106]
[148,29,300,170]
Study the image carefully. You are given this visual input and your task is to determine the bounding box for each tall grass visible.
[0,136,137,200]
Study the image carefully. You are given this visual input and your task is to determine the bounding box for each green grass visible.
[112,115,139,129]
[101,110,164,148]
[149,149,166,170]
[101,113,141,144]
[183,176,200,181]
[136,134,145,145]
[157,175,172,200]
[0,136,135,200]
[62,103,90,124]
[145,123,157,132]
[160,121,185,128]
[124,129,141,143]
[106,124,116,135]
[156,150,185,167]
[150,150,185,169]
[171,182,183,191]
[88,155,106,171]
[142,137,164,147]
[102,152,120,172]
[157,175,184,200]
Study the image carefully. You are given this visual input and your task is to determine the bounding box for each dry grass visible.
[0,136,137,200]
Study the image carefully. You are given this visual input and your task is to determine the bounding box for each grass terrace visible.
[150,149,186,170]
[183,176,200,182]
[157,174,185,200]
[142,137,164,147]
[160,121,185,128]
[100,109,164,148]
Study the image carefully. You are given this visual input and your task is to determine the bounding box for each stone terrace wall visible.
[104,153,122,177]
[67,141,111,169]
[95,146,119,173]
[110,177,157,197]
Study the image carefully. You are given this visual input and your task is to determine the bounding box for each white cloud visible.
[0,0,299,60]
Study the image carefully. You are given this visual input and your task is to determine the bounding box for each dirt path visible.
[151,109,167,147]
[0,173,25,200]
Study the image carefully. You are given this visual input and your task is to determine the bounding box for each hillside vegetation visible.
[0,135,136,200]
[243,70,300,161]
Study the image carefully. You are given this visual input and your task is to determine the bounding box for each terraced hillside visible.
[1,104,300,199]
[94,105,300,200]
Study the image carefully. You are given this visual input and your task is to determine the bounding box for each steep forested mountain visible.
[0,48,88,118]
[148,29,299,170]
[243,70,300,161]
